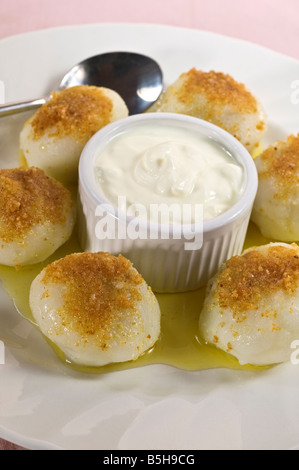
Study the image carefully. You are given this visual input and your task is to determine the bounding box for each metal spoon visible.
[0,51,163,117]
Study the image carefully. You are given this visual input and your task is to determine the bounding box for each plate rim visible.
[1,21,299,451]
[1,21,299,65]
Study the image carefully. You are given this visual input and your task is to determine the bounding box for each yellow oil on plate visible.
[0,23,299,451]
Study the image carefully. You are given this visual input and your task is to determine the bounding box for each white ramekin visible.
[78,113,258,292]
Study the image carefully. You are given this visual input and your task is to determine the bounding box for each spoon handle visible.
[0,97,46,117]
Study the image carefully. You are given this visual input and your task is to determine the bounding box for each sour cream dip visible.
[94,122,244,225]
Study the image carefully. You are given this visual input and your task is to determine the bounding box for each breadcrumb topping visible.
[29,85,113,142]
[258,133,299,198]
[215,244,299,316]
[41,252,144,347]
[175,68,258,114]
[0,167,72,242]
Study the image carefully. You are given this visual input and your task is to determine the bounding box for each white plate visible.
[1,23,299,451]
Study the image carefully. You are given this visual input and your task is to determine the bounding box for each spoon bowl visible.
[0,51,163,117]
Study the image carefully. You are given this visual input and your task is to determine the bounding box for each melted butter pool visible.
[0,222,270,374]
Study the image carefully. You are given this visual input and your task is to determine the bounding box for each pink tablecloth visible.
[0,0,299,60]
[0,0,298,451]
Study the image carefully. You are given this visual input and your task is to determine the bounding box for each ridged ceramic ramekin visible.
[78,113,258,292]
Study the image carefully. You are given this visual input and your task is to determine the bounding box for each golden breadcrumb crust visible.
[0,167,72,242]
[214,244,299,317]
[41,252,144,347]
[258,133,299,199]
[29,85,113,142]
[174,68,259,114]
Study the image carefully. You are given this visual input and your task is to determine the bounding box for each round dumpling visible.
[20,85,129,183]
[29,252,161,367]
[155,68,267,154]
[251,133,299,241]
[0,167,75,267]
[199,242,299,366]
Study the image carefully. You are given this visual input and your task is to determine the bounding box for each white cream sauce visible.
[94,123,244,224]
